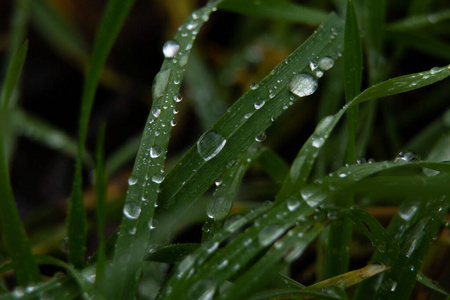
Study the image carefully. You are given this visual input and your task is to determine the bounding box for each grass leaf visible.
[1,42,28,110]
[67,0,136,268]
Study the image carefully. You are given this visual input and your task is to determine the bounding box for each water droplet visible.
[300,185,324,207]
[357,158,366,164]
[430,67,441,74]
[162,40,180,58]
[152,69,171,99]
[171,119,177,127]
[398,205,418,221]
[207,241,219,254]
[152,108,161,118]
[177,254,196,276]
[258,224,285,246]
[197,130,227,161]
[394,151,419,163]
[187,21,199,31]
[128,176,138,185]
[217,259,228,270]
[287,198,300,212]
[123,202,141,219]
[207,197,229,220]
[149,218,158,230]
[173,108,179,114]
[152,174,164,184]
[214,178,222,186]
[288,73,318,97]
[250,82,259,90]
[150,145,162,158]
[309,60,318,71]
[254,99,265,109]
[174,94,183,102]
[311,136,325,148]
[315,70,324,78]
[255,131,266,142]
[129,226,136,235]
[368,158,375,164]
[390,280,398,292]
[318,57,335,71]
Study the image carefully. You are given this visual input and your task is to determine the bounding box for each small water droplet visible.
[368,158,375,164]
[129,226,136,235]
[217,259,228,270]
[152,174,164,184]
[318,57,335,71]
[258,224,285,246]
[128,176,138,185]
[214,178,222,186]
[187,21,199,31]
[149,218,158,230]
[123,202,141,219]
[152,108,161,118]
[174,94,183,102]
[288,73,318,97]
[197,130,227,161]
[255,131,266,142]
[315,70,324,78]
[207,196,229,220]
[171,119,177,127]
[309,60,318,71]
[311,136,325,148]
[150,145,162,158]
[390,281,398,292]
[357,158,366,164]
[163,40,180,58]
[250,82,259,90]
[300,185,324,207]
[287,198,300,211]
[254,99,265,109]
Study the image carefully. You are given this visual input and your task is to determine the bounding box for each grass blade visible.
[0,42,41,285]
[387,9,450,31]
[256,147,289,185]
[96,2,223,299]
[94,123,107,283]
[416,272,450,297]
[218,0,328,26]
[67,0,136,268]
[1,42,28,110]
[155,13,345,244]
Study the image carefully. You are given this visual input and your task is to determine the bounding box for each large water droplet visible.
[255,131,266,142]
[311,136,325,148]
[254,99,265,109]
[318,57,335,71]
[128,176,138,185]
[287,198,300,212]
[150,145,162,158]
[152,108,161,118]
[250,82,259,90]
[258,224,285,247]
[197,130,227,161]
[163,40,180,58]
[398,205,418,221]
[288,73,318,97]
[123,202,141,219]
[394,151,419,163]
[152,69,171,99]
[152,174,164,184]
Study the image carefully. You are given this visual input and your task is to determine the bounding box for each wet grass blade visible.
[94,123,107,283]
[155,13,345,244]
[0,42,41,285]
[416,272,450,297]
[218,0,328,26]
[96,2,223,299]
[68,0,136,268]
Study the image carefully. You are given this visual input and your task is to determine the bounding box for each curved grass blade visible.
[202,145,263,242]
[155,13,345,243]
[0,42,41,285]
[68,0,136,268]
[277,63,450,203]
[247,287,346,300]
[94,123,107,283]
[145,243,200,264]
[218,0,328,26]
[308,263,389,290]
[13,109,94,167]
[416,272,450,297]
[96,2,224,299]
[1,42,28,110]
[387,9,450,31]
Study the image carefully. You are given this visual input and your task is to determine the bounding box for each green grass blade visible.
[256,147,289,185]
[364,0,386,83]
[387,9,450,31]
[67,0,136,268]
[1,42,28,110]
[247,288,346,300]
[94,123,107,283]
[145,244,200,264]
[13,109,94,167]
[96,2,223,299]
[416,272,450,297]
[0,42,41,285]
[155,13,345,244]
[218,0,328,25]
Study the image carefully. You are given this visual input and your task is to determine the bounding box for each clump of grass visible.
[0,0,449,299]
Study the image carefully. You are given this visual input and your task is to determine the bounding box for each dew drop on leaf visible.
[162,40,180,58]
[152,174,164,184]
[258,224,285,247]
[254,99,265,109]
[288,73,318,97]
[152,69,171,100]
[286,198,300,212]
[318,56,335,71]
[150,145,162,158]
[250,82,259,90]
[255,131,266,142]
[123,202,141,219]
[128,176,138,186]
[394,151,419,163]
[197,130,227,161]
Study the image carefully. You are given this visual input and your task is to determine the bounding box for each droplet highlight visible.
[288,73,318,97]
[197,130,227,161]
[162,40,180,58]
